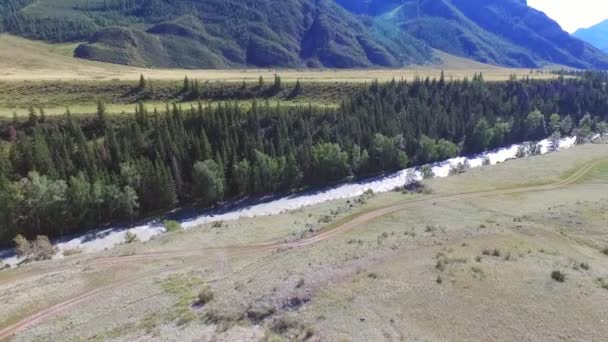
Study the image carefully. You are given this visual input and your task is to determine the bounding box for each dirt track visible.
[0,159,603,340]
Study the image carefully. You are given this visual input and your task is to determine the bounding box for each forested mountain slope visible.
[335,0,608,69]
[0,0,607,69]
[0,0,430,68]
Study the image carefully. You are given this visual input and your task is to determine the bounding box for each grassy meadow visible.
[2,144,608,341]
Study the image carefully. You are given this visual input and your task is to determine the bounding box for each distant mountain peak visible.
[573,19,608,53]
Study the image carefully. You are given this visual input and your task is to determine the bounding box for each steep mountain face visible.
[574,20,608,53]
[0,0,430,68]
[336,0,608,69]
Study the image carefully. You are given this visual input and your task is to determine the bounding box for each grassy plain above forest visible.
[0,33,566,116]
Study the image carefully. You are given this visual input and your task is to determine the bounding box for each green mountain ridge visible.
[336,0,608,69]
[1,0,607,69]
[0,0,431,68]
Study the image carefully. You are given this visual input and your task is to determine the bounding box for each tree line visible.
[1,73,607,246]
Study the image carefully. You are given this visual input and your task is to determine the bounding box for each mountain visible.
[335,0,608,69]
[0,0,431,68]
[573,20,608,53]
[0,0,607,69]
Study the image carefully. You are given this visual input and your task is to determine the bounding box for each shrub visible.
[421,165,435,179]
[435,260,445,272]
[403,180,431,194]
[271,315,299,334]
[197,285,214,305]
[124,230,139,244]
[602,248,608,256]
[247,302,276,323]
[164,220,182,233]
[599,278,608,290]
[515,145,528,158]
[551,270,566,282]
[448,161,469,176]
[62,247,82,257]
[14,234,57,261]
[14,234,32,259]
[302,326,315,340]
[32,236,55,261]
[212,221,224,228]
[580,262,590,270]
[482,156,491,166]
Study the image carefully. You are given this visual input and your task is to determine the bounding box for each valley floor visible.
[1,144,608,341]
[0,34,558,83]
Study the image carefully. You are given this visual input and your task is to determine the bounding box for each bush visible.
[14,234,57,262]
[271,315,299,334]
[62,247,82,257]
[448,161,469,176]
[14,234,31,259]
[403,180,430,194]
[32,236,56,260]
[602,248,608,256]
[247,301,276,323]
[197,285,214,305]
[124,230,139,244]
[164,220,182,233]
[599,278,608,290]
[421,165,435,179]
[551,270,566,282]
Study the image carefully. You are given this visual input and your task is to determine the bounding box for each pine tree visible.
[97,99,107,129]
[27,106,38,125]
[183,75,190,93]
[138,74,146,90]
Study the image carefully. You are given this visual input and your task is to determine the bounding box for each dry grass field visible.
[0,34,561,83]
[1,144,607,341]
[0,34,568,117]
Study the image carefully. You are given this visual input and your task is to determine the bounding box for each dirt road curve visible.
[0,159,603,340]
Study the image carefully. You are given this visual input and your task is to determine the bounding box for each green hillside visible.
[0,0,431,68]
[336,0,608,69]
[1,0,607,69]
